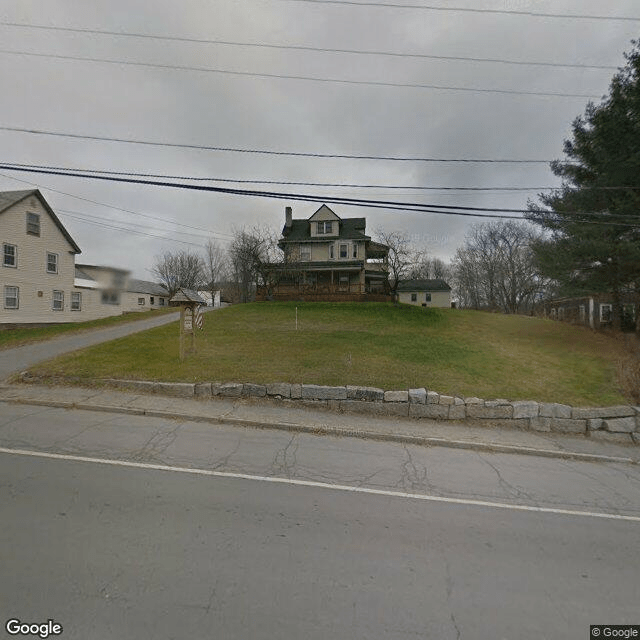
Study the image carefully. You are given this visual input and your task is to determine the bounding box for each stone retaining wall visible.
[95,378,640,446]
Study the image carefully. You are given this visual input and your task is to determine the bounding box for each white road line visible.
[1,446,639,523]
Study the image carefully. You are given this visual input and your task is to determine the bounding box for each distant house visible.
[546,294,639,331]
[197,289,221,308]
[258,205,391,301]
[397,279,452,308]
[124,279,170,311]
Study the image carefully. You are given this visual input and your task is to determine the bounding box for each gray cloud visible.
[1,0,638,276]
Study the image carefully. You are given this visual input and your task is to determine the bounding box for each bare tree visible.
[375,230,417,299]
[203,239,227,305]
[452,221,546,314]
[228,226,279,302]
[407,254,452,281]
[152,249,205,298]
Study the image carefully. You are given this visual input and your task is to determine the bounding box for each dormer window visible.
[317,221,333,234]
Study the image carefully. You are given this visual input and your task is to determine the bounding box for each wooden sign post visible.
[180,303,196,361]
[169,288,206,362]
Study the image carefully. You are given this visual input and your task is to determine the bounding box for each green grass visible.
[27,302,633,406]
[0,307,177,350]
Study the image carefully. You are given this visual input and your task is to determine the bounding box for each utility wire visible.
[0,49,602,99]
[57,208,211,240]
[0,170,234,240]
[0,162,550,190]
[277,0,640,22]
[59,212,207,248]
[7,161,640,194]
[0,21,618,71]
[0,126,554,163]
[1,162,638,226]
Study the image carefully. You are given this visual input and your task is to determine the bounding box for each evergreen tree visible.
[528,41,640,329]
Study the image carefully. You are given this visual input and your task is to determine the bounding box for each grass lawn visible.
[26,302,635,406]
[0,307,177,350]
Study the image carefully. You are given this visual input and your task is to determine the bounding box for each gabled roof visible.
[281,217,370,243]
[307,204,341,221]
[76,263,130,275]
[75,267,95,281]
[397,279,451,292]
[128,279,169,296]
[0,189,82,254]
[170,288,206,304]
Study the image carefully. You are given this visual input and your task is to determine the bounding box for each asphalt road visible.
[1,404,639,640]
[0,311,181,380]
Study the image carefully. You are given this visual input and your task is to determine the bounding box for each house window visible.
[150,296,154,305]
[329,245,335,259]
[52,290,64,311]
[425,293,432,302]
[4,286,18,309]
[300,245,311,261]
[317,221,333,234]
[352,244,358,258]
[138,297,145,305]
[159,298,165,306]
[579,305,586,322]
[71,292,82,311]
[339,244,348,259]
[411,293,417,302]
[101,291,120,305]
[3,243,16,268]
[46,252,58,274]
[600,304,612,323]
[26,212,40,236]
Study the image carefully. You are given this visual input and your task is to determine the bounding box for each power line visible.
[0,48,602,99]
[59,211,207,247]
[0,21,618,71]
[0,161,548,190]
[277,0,640,22]
[57,208,210,240]
[0,170,234,240]
[8,161,640,193]
[0,126,553,163]
[1,162,637,226]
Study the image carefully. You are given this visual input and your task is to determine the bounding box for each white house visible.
[124,279,170,311]
[397,279,452,308]
[1,189,170,325]
[1,189,84,324]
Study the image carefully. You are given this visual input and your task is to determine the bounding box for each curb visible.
[1,396,636,466]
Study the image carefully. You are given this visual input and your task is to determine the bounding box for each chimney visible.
[285,206,292,229]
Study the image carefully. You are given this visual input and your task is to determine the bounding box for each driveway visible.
[0,311,182,380]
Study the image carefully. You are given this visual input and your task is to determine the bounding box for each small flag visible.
[195,305,204,330]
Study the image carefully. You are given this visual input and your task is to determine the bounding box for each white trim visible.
[52,289,64,311]
[4,285,19,309]
[46,251,58,274]
[3,242,17,268]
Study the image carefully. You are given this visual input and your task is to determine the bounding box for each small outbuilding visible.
[397,279,452,308]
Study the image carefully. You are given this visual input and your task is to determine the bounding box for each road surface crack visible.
[272,434,299,478]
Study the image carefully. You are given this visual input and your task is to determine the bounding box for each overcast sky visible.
[1,0,639,279]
